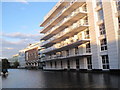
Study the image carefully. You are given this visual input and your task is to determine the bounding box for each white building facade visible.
[40,0,120,71]
[18,50,26,68]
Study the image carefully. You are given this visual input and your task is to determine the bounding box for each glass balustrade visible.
[42,19,89,46]
[43,1,71,30]
[42,30,90,53]
[42,1,86,35]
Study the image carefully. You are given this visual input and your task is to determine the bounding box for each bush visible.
[13,61,19,68]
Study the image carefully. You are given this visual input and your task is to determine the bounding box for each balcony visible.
[41,19,89,47]
[40,1,69,27]
[41,34,90,54]
[41,6,87,40]
[40,0,86,33]
[41,53,92,62]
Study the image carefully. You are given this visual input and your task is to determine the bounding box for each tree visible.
[13,60,19,68]
[2,59,10,69]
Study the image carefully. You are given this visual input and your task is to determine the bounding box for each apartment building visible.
[40,0,120,71]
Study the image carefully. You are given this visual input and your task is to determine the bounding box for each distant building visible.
[8,54,19,67]
[25,42,41,69]
[18,49,26,68]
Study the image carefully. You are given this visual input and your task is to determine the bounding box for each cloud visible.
[1,32,43,58]
[2,32,42,41]
[4,47,14,50]
[1,0,29,4]
[0,38,35,58]
[15,0,29,4]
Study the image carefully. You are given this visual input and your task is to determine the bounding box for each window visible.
[101,55,109,69]
[60,52,63,57]
[83,17,88,25]
[86,43,91,53]
[67,60,70,69]
[82,4,87,12]
[100,38,107,51]
[75,47,79,55]
[66,50,69,56]
[96,0,102,6]
[61,61,63,68]
[26,52,28,60]
[49,54,51,59]
[98,9,104,21]
[55,61,57,68]
[99,23,106,35]
[116,0,120,11]
[84,29,90,39]
[118,17,120,29]
[76,59,79,69]
[87,57,92,69]
[50,62,52,68]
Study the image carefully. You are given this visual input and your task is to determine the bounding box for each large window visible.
[50,62,52,68]
[67,60,70,69]
[101,55,109,69]
[99,23,106,35]
[66,50,69,56]
[86,43,91,53]
[55,61,57,68]
[75,47,79,55]
[61,61,63,68]
[87,57,92,69]
[98,9,104,21]
[100,38,107,51]
[76,59,79,69]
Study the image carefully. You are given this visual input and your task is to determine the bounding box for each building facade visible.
[40,0,120,71]
[8,54,19,67]
[18,50,26,68]
[25,42,41,69]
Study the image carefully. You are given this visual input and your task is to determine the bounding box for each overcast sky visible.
[1,1,57,58]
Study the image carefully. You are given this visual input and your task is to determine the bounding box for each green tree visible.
[13,60,19,68]
[2,59,10,69]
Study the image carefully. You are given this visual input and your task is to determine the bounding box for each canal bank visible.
[2,69,120,88]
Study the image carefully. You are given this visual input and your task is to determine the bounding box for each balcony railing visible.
[41,33,90,53]
[41,52,91,61]
[42,1,73,31]
[41,19,89,46]
[41,1,86,34]
[43,6,87,38]
[86,48,91,53]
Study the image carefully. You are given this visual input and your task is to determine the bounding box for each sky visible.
[1,1,58,58]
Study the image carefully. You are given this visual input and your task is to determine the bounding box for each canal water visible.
[2,69,120,88]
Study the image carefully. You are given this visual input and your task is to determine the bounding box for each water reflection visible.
[2,69,120,88]
[2,74,8,78]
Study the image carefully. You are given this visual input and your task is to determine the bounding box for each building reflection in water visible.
[2,69,120,88]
